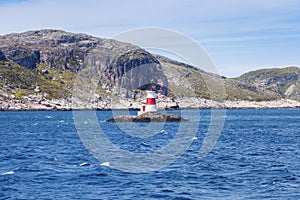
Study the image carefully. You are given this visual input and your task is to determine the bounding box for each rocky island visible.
[105,88,188,122]
[106,112,187,122]
[0,29,300,111]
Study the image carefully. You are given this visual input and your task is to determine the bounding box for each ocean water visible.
[0,109,299,199]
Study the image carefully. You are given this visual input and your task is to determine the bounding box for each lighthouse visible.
[106,81,187,122]
[137,82,158,116]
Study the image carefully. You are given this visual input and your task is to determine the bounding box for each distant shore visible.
[1,98,299,111]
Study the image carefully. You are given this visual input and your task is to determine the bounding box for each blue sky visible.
[0,0,299,77]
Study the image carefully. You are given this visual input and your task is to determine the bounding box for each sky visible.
[0,0,299,77]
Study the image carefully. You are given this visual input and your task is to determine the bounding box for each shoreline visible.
[1,97,300,111]
[0,107,300,113]
[1,107,299,112]
[1,104,299,112]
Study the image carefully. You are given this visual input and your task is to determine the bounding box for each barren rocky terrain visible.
[0,30,299,110]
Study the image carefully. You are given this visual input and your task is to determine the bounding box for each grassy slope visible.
[0,60,75,101]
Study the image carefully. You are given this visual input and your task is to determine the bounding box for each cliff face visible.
[105,50,167,95]
[0,30,167,101]
[0,29,299,110]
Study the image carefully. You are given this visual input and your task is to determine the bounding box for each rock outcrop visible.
[106,112,188,122]
[2,47,40,69]
[0,30,96,71]
[105,50,167,94]
[0,50,6,61]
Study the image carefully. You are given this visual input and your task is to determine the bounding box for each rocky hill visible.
[0,30,299,110]
[236,67,300,101]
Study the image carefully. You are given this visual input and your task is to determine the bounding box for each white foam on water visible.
[1,171,14,175]
[79,162,89,167]
[100,162,110,167]
[192,136,198,140]
[160,129,168,134]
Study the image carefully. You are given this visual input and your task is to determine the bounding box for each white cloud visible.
[1,0,299,37]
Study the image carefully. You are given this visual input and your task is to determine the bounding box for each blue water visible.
[0,109,299,199]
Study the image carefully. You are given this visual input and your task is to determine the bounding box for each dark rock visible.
[0,50,7,61]
[103,49,168,95]
[2,47,40,69]
[106,115,136,122]
[106,112,187,122]
[167,105,180,110]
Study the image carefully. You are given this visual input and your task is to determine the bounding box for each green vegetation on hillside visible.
[237,67,300,100]
[0,61,76,100]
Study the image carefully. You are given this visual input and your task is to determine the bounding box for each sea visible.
[0,109,299,199]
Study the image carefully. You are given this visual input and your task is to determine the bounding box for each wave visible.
[1,171,14,176]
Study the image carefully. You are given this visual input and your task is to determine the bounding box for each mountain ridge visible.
[0,29,299,110]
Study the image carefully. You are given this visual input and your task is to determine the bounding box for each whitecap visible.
[46,116,52,119]
[58,120,64,123]
[79,162,89,167]
[192,136,198,140]
[1,171,14,175]
[100,162,110,167]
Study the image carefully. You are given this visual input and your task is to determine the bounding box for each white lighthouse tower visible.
[138,81,158,116]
